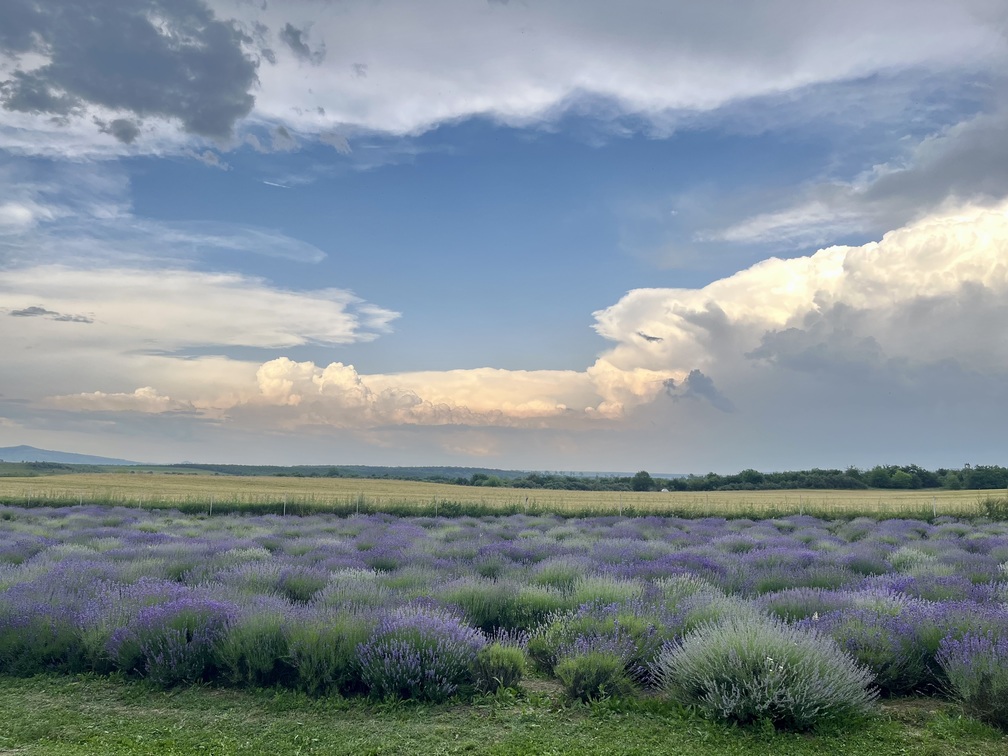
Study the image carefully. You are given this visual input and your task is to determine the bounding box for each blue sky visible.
[1,0,1007,472]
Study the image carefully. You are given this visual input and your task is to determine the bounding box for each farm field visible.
[3,502,1008,752]
[0,472,998,518]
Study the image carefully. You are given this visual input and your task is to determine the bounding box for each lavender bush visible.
[651,614,877,730]
[356,605,485,701]
[108,595,235,686]
[286,606,375,695]
[215,597,293,687]
[555,651,637,702]
[471,641,526,693]
[938,633,1008,729]
[2,503,1008,717]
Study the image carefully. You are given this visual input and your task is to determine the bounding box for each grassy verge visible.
[0,675,1004,755]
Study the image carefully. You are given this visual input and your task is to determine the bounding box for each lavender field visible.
[2,504,1008,731]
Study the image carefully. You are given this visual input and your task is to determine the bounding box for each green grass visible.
[0,675,1005,755]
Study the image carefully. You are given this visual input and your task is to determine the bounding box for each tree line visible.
[459,465,1008,492]
[89,461,1008,492]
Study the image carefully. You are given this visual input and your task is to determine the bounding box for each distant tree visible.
[964,465,1008,490]
[631,470,654,492]
[865,466,891,488]
[890,470,914,489]
[941,471,962,490]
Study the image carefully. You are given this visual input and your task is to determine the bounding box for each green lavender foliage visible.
[286,609,375,695]
[555,651,636,702]
[471,642,526,693]
[651,614,877,731]
[938,633,1008,730]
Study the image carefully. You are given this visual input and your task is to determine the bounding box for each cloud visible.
[0,0,1002,162]
[0,266,398,354]
[9,305,54,317]
[96,118,142,145]
[240,0,1005,138]
[278,22,326,65]
[593,201,1008,429]
[0,200,46,231]
[708,107,1008,249]
[0,0,258,139]
[247,357,590,429]
[665,370,736,413]
[183,149,231,170]
[46,387,194,414]
[320,131,352,154]
[271,125,297,151]
[1,187,331,265]
[0,160,128,248]
[16,199,1004,444]
[9,305,92,323]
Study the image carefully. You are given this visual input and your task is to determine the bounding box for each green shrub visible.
[938,633,1008,730]
[286,609,374,695]
[651,614,877,731]
[471,642,526,693]
[216,605,293,687]
[316,570,390,609]
[570,576,644,606]
[277,568,327,604]
[980,496,1008,521]
[555,651,636,702]
[531,557,587,592]
[439,578,523,632]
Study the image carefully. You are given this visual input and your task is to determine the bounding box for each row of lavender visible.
[2,505,1007,729]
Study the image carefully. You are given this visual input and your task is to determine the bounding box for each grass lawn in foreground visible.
[0,675,1005,756]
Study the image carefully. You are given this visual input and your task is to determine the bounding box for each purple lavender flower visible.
[938,632,1008,728]
[108,595,235,685]
[356,605,485,701]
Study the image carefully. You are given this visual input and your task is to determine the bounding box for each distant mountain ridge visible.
[0,445,139,466]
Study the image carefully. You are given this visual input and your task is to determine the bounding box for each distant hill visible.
[0,445,139,466]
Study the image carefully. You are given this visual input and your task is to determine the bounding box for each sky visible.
[1,0,1007,473]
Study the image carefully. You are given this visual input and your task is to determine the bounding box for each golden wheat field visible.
[0,472,998,518]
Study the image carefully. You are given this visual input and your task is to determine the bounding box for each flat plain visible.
[3,475,1008,754]
[0,472,994,518]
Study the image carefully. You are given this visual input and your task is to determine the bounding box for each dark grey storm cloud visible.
[279,23,326,64]
[96,118,142,144]
[664,370,735,413]
[0,0,258,138]
[10,306,54,317]
[271,125,297,151]
[10,305,92,323]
